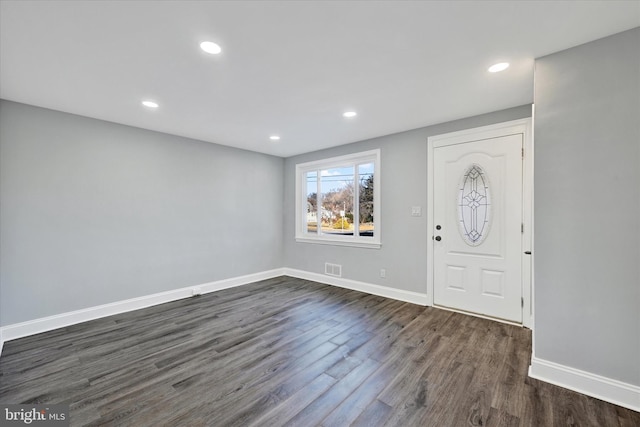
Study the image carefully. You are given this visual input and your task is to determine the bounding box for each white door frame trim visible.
[427,116,533,328]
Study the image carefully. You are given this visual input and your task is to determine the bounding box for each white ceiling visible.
[1,1,639,157]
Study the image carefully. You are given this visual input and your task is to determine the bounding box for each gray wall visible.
[283,105,531,294]
[0,100,284,326]
[534,28,640,385]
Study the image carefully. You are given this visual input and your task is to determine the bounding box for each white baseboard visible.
[2,269,637,414]
[283,268,429,306]
[0,268,426,355]
[0,268,425,359]
[0,268,285,348]
[529,357,640,412]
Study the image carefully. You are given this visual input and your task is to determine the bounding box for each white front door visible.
[433,133,523,323]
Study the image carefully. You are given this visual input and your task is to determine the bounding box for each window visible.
[296,150,380,248]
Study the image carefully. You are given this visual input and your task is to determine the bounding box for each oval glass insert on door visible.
[457,164,492,246]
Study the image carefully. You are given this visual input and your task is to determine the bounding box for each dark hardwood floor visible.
[1,276,638,426]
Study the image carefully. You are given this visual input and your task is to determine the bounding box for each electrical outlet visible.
[411,206,422,217]
[380,269,386,278]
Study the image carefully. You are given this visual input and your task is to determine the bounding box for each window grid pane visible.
[305,171,318,234]
[358,163,374,237]
[320,166,354,236]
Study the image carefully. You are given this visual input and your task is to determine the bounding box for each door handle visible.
[435,236,442,241]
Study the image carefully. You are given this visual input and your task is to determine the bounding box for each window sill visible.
[295,237,381,249]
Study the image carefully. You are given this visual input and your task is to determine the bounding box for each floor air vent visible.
[324,263,342,277]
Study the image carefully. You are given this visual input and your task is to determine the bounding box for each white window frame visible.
[295,149,381,249]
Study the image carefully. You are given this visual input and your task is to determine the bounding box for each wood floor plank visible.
[485,406,521,427]
[1,276,638,427]
[351,399,393,427]
[247,373,337,427]
[283,357,380,427]
[320,343,416,427]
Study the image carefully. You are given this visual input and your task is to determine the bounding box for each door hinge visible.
[521,223,524,233]
[522,147,524,158]
[521,297,524,308]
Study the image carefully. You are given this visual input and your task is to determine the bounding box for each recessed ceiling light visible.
[488,62,510,73]
[200,41,222,55]
[269,135,281,141]
[142,100,159,108]
[343,111,357,118]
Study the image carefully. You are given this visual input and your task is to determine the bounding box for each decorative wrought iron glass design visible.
[457,164,492,246]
